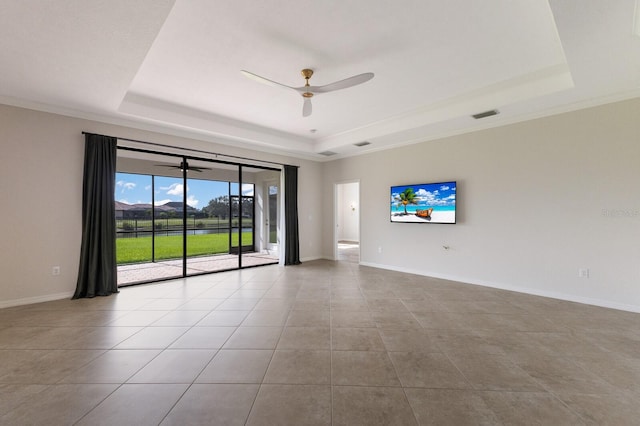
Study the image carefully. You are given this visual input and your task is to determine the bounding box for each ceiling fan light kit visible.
[241,68,374,117]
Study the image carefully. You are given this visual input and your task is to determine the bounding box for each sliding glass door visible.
[115,150,280,286]
[186,162,239,274]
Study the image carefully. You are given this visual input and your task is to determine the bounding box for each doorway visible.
[335,181,360,263]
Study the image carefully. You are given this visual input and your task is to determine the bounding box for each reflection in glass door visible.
[186,176,237,274]
[115,151,186,285]
[230,183,255,256]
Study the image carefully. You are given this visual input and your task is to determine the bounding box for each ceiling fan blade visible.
[240,70,296,91]
[302,97,312,117]
[313,72,374,93]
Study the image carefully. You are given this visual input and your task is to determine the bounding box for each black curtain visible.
[284,165,301,265]
[73,134,119,298]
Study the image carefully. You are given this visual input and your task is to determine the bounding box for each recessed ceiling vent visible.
[318,150,338,156]
[354,141,371,147]
[472,109,499,119]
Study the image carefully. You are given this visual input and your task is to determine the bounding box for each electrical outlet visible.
[52,266,61,276]
[578,268,589,278]
[378,246,382,254]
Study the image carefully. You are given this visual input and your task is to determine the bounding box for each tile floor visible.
[1,260,640,425]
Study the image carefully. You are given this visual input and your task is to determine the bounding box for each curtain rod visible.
[82,131,299,168]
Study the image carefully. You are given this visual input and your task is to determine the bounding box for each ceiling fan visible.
[240,68,374,117]
[155,161,211,173]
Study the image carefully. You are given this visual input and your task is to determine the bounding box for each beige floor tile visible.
[412,311,466,329]
[372,312,422,329]
[572,355,640,394]
[161,384,259,425]
[169,326,235,349]
[405,388,501,426]
[175,298,224,310]
[139,298,187,310]
[291,298,331,311]
[197,310,249,326]
[401,299,448,313]
[481,391,585,425]
[229,288,269,298]
[10,326,93,349]
[196,349,273,383]
[515,355,616,394]
[150,310,210,326]
[0,384,48,416]
[107,310,171,326]
[199,288,238,298]
[277,327,331,350]
[332,327,385,351]
[223,326,282,349]
[246,384,331,426]
[389,352,471,389]
[332,386,417,426]
[367,298,409,313]
[556,391,640,426]
[65,326,143,349]
[331,311,376,328]
[379,329,440,352]
[0,327,54,349]
[332,351,400,386]
[1,384,117,425]
[2,261,640,424]
[60,349,161,383]
[241,309,290,326]
[448,353,543,391]
[264,350,331,384]
[332,288,364,299]
[127,349,216,383]
[331,300,370,312]
[286,310,330,327]
[253,298,296,310]
[216,298,260,311]
[115,326,189,349]
[76,383,188,426]
[1,349,105,384]
[429,329,505,355]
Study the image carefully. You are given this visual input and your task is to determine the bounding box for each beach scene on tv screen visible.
[390,182,456,223]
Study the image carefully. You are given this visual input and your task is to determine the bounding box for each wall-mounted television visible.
[390,181,456,223]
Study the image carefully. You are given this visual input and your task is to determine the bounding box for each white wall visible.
[322,98,640,312]
[0,104,323,307]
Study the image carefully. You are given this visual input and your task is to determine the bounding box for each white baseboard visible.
[300,255,324,262]
[0,291,75,309]
[359,261,640,314]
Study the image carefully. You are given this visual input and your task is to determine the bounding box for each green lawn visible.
[117,232,253,264]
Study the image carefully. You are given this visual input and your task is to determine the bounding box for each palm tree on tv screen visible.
[396,187,418,215]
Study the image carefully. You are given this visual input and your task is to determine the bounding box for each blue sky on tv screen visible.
[390,182,456,209]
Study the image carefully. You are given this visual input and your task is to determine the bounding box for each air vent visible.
[472,109,499,119]
[318,151,338,156]
[354,141,371,147]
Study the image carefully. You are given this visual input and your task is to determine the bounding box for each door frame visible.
[333,180,360,261]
